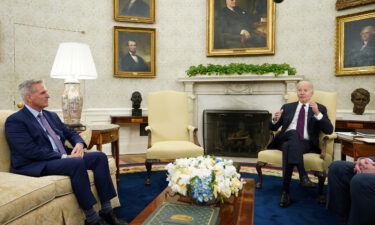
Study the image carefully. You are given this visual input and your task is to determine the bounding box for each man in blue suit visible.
[327,157,375,225]
[5,80,127,225]
[269,81,333,207]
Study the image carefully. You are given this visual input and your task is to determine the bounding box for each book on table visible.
[336,132,362,141]
[354,137,375,143]
[337,131,375,142]
[141,202,219,225]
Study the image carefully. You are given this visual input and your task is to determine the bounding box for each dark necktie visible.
[296,104,305,140]
[38,113,67,155]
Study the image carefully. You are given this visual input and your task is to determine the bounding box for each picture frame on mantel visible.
[206,0,275,56]
[335,9,375,76]
[336,0,375,11]
[114,26,156,78]
[114,0,155,23]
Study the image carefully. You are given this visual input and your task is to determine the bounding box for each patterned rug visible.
[119,162,320,183]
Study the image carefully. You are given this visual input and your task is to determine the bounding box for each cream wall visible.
[0,0,375,153]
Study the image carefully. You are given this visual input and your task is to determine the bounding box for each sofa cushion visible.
[0,172,55,225]
[38,157,117,197]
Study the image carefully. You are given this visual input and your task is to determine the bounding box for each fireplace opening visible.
[203,110,271,158]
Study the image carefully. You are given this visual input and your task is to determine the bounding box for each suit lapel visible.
[21,107,50,141]
[43,111,63,138]
[285,102,298,126]
[307,105,314,123]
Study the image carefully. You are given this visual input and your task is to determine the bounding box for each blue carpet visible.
[115,171,340,225]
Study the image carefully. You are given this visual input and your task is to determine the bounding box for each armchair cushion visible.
[258,150,328,173]
[146,141,203,159]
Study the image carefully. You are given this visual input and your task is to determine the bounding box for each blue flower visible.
[189,176,215,203]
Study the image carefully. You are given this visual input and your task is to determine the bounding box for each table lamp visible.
[50,42,97,128]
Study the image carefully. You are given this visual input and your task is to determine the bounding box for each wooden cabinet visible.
[336,120,375,130]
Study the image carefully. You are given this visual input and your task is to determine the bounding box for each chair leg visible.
[256,161,267,189]
[145,159,153,185]
[314,171,326,204]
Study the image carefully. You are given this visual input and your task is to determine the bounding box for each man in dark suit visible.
[120,40,149,72]
[121,0,150,18]
[214,0,266,49]
[5,80,127,225]
[269,81,333,207]
[327,157,375,225]
[345,25,375,68]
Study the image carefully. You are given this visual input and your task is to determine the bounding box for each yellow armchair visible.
[145,90,204,184]
[256,90,337,202]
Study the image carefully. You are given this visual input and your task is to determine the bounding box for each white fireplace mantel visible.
[177,75,304,136]
[177,74,304,98]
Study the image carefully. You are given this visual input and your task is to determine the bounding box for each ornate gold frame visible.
[336,0,375,10]
[206,0,275,56]
[335,9,375,76]
[114,0,155,23]
[114,26,156,78]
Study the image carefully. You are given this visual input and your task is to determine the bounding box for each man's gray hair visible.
[19,79,44,102]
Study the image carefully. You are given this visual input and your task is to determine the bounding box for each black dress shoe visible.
[99,210,128,225]
[300,175,317,188]
[317,194,326,204]
[85,218,110,225]
[279,191,291,207]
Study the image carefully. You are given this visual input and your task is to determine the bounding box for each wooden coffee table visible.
[130,178,254,225]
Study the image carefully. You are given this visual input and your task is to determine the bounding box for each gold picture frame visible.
[335,9,375,76]
[114,26,156,78]
[114,0,155,23]
[336,0,375,10]
[207,0,275,56]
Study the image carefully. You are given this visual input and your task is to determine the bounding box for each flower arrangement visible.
[165,155,245,204]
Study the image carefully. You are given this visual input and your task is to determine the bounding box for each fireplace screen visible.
[203,110,271,158]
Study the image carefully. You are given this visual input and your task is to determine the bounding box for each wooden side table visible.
[110,115,148,125]
[338,138,375,161]
[87,124,120,183]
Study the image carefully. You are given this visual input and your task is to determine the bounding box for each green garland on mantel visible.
[186,63,297,77]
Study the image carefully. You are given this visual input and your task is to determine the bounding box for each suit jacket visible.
[345,37,375,67]
[269,101,333,151]
[5,107,85,177]
[120,52,149,72]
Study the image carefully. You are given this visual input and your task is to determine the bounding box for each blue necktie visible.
[38,113,67,155]
[296,104,305,140]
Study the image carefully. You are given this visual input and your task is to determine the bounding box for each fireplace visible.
[203,110,271,157]
[177,74,303,154]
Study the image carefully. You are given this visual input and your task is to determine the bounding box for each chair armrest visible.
[187,125,201,146]
[319,132,337,159]
[145,126,152,148]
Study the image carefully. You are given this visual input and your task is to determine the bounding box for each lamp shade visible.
[50,42,97,82]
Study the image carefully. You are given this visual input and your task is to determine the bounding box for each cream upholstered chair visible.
[145,90,204,184]
[256,90,337,201]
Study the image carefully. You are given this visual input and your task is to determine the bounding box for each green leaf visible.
[186,63,297,77]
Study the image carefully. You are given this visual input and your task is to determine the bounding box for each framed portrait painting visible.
[114,0,155,23]
[207,0,275,56]
[335,9,375,76]
[336,0,375,10]
[114,26,156,78]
